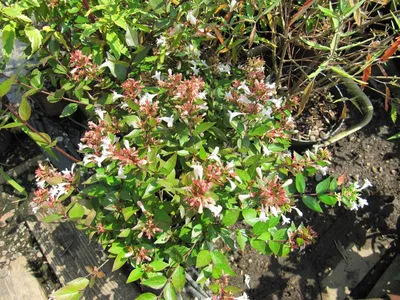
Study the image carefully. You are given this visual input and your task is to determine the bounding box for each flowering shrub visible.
[31,57,372,299]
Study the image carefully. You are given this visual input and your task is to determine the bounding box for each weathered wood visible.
[27,219,140,300]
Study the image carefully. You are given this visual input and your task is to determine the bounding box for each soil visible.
[229,98,400,299]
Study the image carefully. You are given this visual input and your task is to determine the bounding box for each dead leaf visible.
[212,26,225,46]
[337,174,347,186]
[361,54,372,89]
[380,36,400,62]
[339,103,348,121]
[289,0,316,27]
[296,79,315,116]
[0,209,16,228]
[249,24,257,49]
[385,86,390,112]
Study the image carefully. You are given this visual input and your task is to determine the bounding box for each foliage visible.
[0,0,381,298]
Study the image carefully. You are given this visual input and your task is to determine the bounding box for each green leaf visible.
[193,122,215,136]
[300,37,330,51]
[136,293,157,300]
[0,75,15,97]
[41,213,63,223]
[242,208,258,226]
[318,194,337,206]
[160,153,177,175]
[171,266,185,292]
[68,203,84,219]
[47,89,66,103]
[196,250,212,268]
[302,195,323,213]
[191,224,202,240]
[24,26,42,54]
[112,249,128,271]
[330,66,367,85]
[149,260,169,271]
[51,277,89,299]
[164,282,177,300]
[106,32,129,60]
[253,221,268,235]
[269,241,281,255]
[210,251,228,265]
[18,97,31,121]
[126,24,139,47]
[250,238,267,254]
[142,275,167,289]
[2,24,15,63]
[272,228,288,241]
[248,125,270,136]
[295,173,305,193]
[222,209,240,227]
[3,8,32,22]
[316,177,330,194]
[166,246,183,263]
[60,103,78,118]
[237,230,248,251]
[126,268,143,283]
[330,177,338,192]
[0,122,23,129]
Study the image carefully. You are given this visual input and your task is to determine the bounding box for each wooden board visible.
[27,219,140,300]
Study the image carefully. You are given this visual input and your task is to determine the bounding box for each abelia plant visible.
[31,58,371,299]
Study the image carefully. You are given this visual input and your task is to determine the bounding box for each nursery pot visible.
[279,65,373,147]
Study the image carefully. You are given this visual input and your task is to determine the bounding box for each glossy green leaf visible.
[196,250,211,268]
[112,249,128,271]
[164,282,177,300]
[248,125,269,136]
[302,195,323,213]
[142,275,167,289]
[250,238,267,254]
[127,268,143,283]
[222,209,240,227]
[136,293,157,300]
[171,266,185,292]
[237,230,248,251]
[316,177,330,194]
[318,194,337,206]
[24,26,42,53]
[19,96,31,121]
[253,221,268,235]
[2,24,15,63]
[160,153,177,175]
[193,122,215,136]
[68,203,84,219]
[60,103,78,118]
[0,75,15,97]
[269,241,281,255]
[126,24,139,47]
[295,173,305,193]
[50,277,89,300]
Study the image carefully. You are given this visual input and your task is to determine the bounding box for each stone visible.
[36,252,43,259]
[0,257,6,263]
[0,241,4,247]
[0,256,47,300]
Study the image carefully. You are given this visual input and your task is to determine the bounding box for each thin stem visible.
[4,103,81,163]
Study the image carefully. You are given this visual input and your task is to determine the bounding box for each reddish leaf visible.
[361,54,372,89]
[289,0,316,27]
[385,86,390,112]
[337,174,347,186]
[213,26,225,45]
[339,103,348,121]
[380,36,400,62]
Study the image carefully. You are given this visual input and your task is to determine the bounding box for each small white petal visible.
[282,179,293,187]
[350,201,359,210]
[281,214,291,225]
[239,194,251,201]
[187,10,197,25]
[358,197,369,208]
[259,206,268,222]
[244,274,251,289]
[112,91,125,102]
[116,165,127,180]
[228,179,237,191]
[191,163,203,180]
[270,206,278,217]
[160,115,174,128]
[238,81,251,94]
[208,147,221,164]
[360,179,373,190]
[292,207,303,217]
[256,167,263,179]
[228,110,246,123]
[152,71,162,81]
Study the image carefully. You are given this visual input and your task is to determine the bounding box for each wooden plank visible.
[27,220,140,299]
[368,255,400,298]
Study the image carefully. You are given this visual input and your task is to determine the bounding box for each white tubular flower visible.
[270,206,279,217]
[226,160,235,170]
[112,91,125,102]
[228,111,246,123]
[94,105,106,120]
[37,180,46,189]
[225,91,233,101]
[152,71,161,81]
[208,147,221,165]
[228,179,237,191]
[270,97,283,109]
[282,179,293,187]
[207,204,223,218]
[116,165,127,180]
[238,95,251,104]
[262,145,271,156]
[360,179,373,191]
[83,154,95,166]
[259,205,268,222]
[244,274,251,289]
[235,292,249,300]
[281,214,291,225]
[78,143,89,151]
[238,81,251,94]
[160,115,174,128]
[292,206,303,217]
[239,194,251,201]
[191,163,203,180]
[217,63,231,74]
[124,139,131,150]
[137,201,147,213]
[358,197,369,208]
[256,167,263,179]
[350,201,359,210]
[187,10,197,25]
[156,36,166,47]
[316,165,329,176]
[229,0,237,11]
[198,91,207,100]
[190,65,200,75]
[139,93,157,105]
